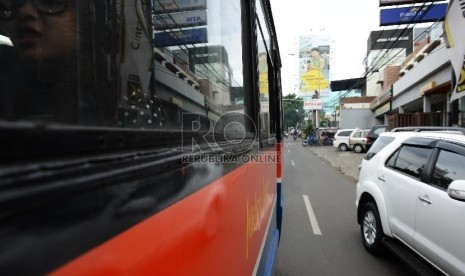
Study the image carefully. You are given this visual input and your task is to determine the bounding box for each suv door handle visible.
[377,176,386,182]
[419,195,432,204]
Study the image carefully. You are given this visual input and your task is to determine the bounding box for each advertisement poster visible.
[444,0,465,102]
[299,35,331,97]
[258,40,269,96]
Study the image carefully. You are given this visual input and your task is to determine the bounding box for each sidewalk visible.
[305,145,365,182]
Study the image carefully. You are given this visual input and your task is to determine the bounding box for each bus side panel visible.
[254,200,279,275]
[50,160,277,276]
[276,141,283,235]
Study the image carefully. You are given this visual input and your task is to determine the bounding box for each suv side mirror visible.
[447,180,465,201]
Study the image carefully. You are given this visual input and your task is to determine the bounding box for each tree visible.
[302,123,314,137]
[319,110,330,127]
[283,93,305,130]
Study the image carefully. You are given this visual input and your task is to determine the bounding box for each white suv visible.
[333,129,355,151]
[356,131,465,275]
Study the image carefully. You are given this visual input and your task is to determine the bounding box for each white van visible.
[333,129,355,151]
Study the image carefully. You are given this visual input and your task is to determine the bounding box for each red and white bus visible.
[0,0,283,274]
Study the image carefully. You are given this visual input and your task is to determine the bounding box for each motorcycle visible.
[302,135,318,147]
[321,136,334,146]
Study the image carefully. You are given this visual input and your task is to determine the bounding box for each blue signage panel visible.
[154,28,208,47]
[380,3,447,26]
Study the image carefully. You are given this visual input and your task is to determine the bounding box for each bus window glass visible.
[0,0,248,134]
[153,0,246,132]
[256,0,272,138]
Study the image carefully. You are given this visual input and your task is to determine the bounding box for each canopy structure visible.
[330,77,366,93]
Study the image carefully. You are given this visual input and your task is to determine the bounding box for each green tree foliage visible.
[319,110,330,127]
[283,94,305,129]
[302,123,314,137]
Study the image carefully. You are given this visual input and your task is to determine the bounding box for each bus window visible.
[256,0,276,140]
[0,0,251,136]
[0,1,283,275]
[153,0,248,134]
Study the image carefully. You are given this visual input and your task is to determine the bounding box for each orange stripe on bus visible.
[276,142,282,179]
[50,160,278,276]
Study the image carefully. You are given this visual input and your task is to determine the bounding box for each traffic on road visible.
[275,137,414,275]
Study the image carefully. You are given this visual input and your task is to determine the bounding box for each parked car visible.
[333,129,355,151]
[348,129,370,153]
[366,125,388,150]
[356,131,465,275]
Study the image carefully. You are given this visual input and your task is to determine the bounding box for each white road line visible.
[303,195,322,235]
[287,149,290,153]
[291,160,295,166]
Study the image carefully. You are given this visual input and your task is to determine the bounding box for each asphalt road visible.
[274,139,415,276]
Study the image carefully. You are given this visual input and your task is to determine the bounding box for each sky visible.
[269,0,381,96]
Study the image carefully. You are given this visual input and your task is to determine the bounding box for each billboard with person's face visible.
[298,35,331,97]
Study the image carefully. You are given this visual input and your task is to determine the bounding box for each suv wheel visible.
[339,144,348,151]
[361,201,384,255]
[354,144,363,153]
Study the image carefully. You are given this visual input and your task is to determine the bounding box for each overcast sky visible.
[269,0,381,95]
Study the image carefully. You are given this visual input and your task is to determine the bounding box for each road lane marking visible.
[287,149,290,153]
[291,160,295,166]
[303,195,322,235]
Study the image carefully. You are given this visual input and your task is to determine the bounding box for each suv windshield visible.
[365,136,395,160]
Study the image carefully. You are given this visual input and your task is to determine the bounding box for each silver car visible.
[348,129,370,153]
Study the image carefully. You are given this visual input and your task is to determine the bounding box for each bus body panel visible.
[51,154,278,275]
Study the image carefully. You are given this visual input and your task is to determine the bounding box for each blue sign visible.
[380,3,447,26]
[154,28,208,47]
[380,0,432,7]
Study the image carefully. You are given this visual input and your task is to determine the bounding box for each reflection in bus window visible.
[153,0,246,133]
[0,0,248,133]
[0,1,85,123]
[256,0,274,138]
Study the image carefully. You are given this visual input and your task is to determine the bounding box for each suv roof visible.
[376,131,465,147]
[390,126,465,135]
[364,130,465,165]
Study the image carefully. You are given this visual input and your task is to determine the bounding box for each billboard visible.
[445,0,465,102]
[299,35,331,96]
[154,10,207,30]
[380,3,448,26]
[380,0,434,7]
[188,46,229,64]
[155,0,207,13]
[367,29,413,54]
[304,99,323,110]
[154,28,208,47]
